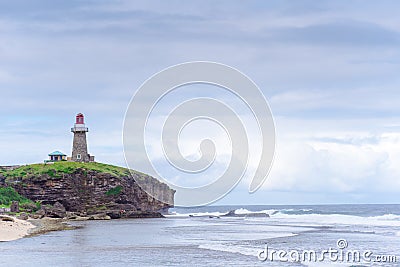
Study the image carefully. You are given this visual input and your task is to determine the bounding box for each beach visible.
[0,216,74,242]
[0,215,35,242]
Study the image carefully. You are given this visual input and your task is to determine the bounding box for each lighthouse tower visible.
[71,113,94,162]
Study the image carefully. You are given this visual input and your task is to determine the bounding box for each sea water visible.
[0,204,399,266]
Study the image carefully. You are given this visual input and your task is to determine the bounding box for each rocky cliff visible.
[0,162,174,218]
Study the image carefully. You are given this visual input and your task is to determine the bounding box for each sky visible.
[0,0,400,205]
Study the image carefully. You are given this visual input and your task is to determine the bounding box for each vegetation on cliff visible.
[105,185,123,196]
[2,162,149,181]
[0,187,33,206]
[0,187,41,213]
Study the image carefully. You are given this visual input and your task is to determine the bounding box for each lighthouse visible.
[71,113,95,162]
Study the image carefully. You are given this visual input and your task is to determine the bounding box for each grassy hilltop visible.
[1,161,142,180]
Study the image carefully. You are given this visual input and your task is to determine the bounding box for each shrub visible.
[105,185,123,196]
[0,187,33,206]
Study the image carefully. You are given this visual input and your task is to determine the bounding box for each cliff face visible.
[0,163,174,217]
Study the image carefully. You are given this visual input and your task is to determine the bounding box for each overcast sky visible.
[1,0,400,205]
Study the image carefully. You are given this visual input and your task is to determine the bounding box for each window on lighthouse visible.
[77,154,81,160]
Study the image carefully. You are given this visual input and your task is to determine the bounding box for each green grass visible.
[105,185,123,196]
[3,161,134,180]
[0,187,33,206]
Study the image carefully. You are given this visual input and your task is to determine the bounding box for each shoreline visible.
[0,215,36,242]
[0,212,166,242]
[27,217,78,238]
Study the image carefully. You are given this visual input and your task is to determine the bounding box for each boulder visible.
[106,211,122,219]
[10,201,19,213]
[42,202,67,218]
[17,212,29,220]
[30,213,42,219]
[222,210,270,218]
[126,211,164,218]
[35,208,46,218]
[88,213,111,220]
[20,202,38,213]
[224,210,237,217]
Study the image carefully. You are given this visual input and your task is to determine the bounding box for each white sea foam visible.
[372,214,400,220]
[167,208,400,229]
[234,208,253,214]
[199,243,257,257]
[270,212,400,227]
[234,208,277,215]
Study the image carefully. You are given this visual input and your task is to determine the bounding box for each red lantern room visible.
[76,113,85,124]
[72,113,88,132]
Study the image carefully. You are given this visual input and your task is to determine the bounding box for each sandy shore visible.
[0,215,36,242]
[0,216,75,242]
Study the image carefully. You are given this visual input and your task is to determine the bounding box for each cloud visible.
[0,1,400,204]
[260,131,400,194]
[268,20,400,47]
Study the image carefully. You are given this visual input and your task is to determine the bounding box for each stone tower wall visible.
[72,131,90,162]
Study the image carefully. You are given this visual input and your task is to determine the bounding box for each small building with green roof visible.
[46,151,67,162]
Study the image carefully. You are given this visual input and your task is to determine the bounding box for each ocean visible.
[1,204,399,266]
